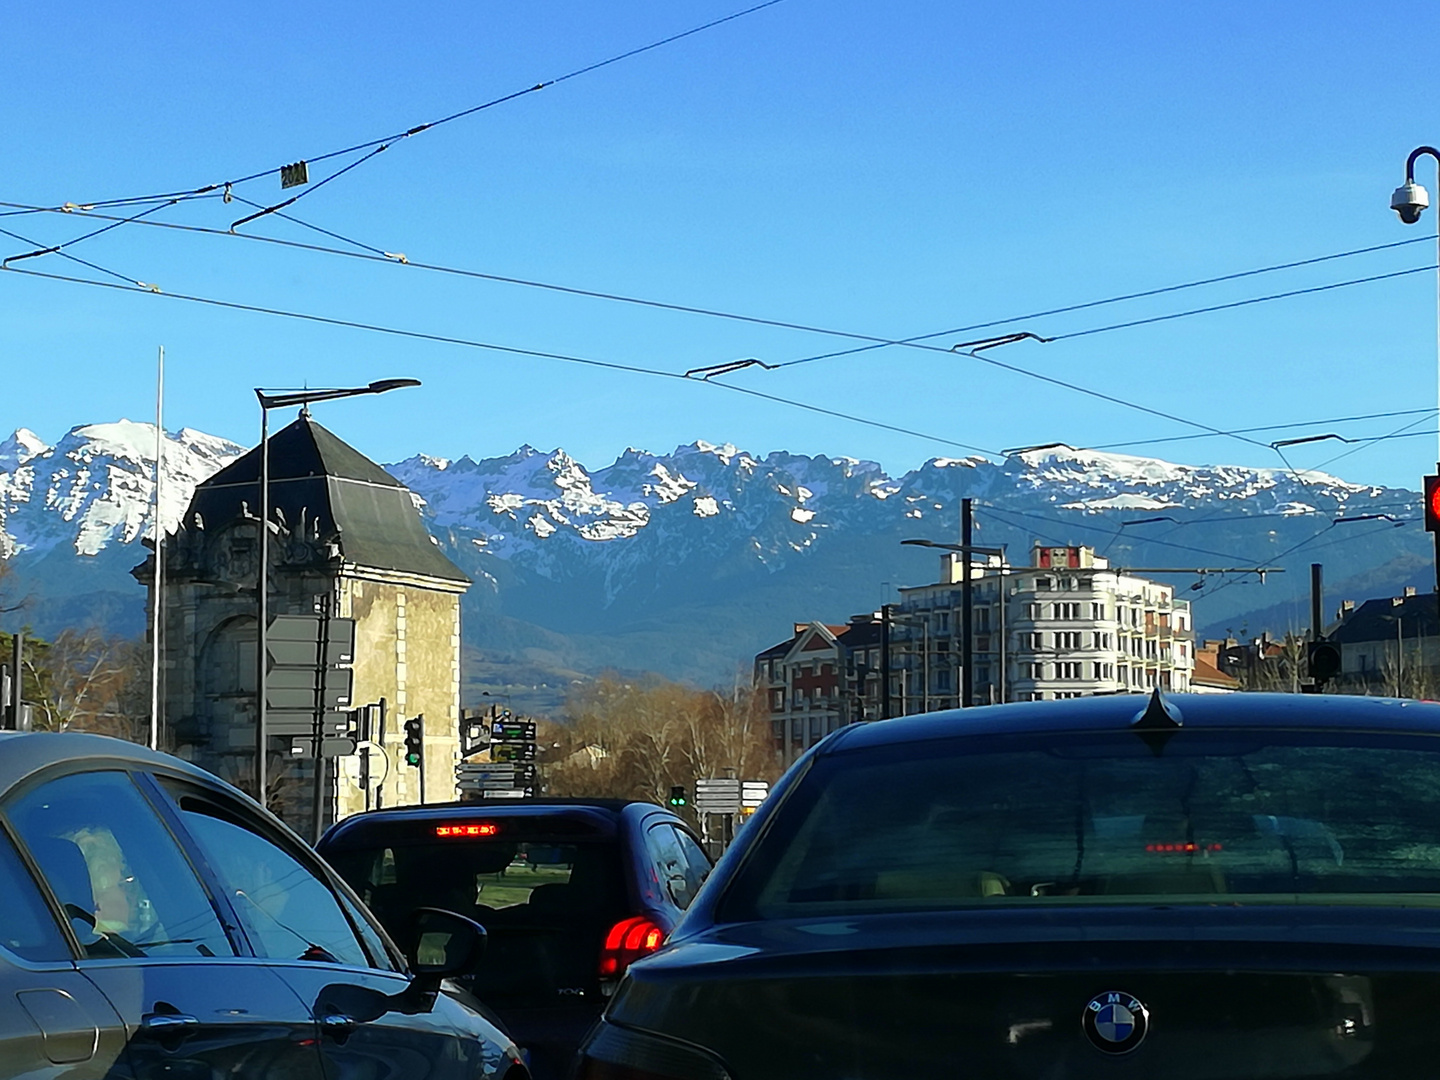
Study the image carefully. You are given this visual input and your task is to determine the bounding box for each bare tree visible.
[23,629,148,740]
[539,673,779,803]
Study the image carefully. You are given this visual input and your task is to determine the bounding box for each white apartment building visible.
[891,544,1193,707]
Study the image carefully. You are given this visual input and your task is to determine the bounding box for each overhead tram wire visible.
[1088,407,1438,452]
[0,0,789,227]
[1046,266,1436,342]
[0,224,158,291]
[10,198,1432,362]
[772,235,1436,370]
[10,202,1414,456]
[0,263,995,457]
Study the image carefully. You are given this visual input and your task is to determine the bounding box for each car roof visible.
[0,730,226,794]
[319,796,667,848]
[822,692,1440,756]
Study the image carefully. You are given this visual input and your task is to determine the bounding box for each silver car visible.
[0,730,528,1079]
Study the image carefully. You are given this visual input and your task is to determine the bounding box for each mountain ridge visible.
[0,420,1425,712]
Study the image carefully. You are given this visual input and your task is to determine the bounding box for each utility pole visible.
[8,631,22,729]
[961,498,974,708]
[1310,563,1323,643]
[880,604,892,720]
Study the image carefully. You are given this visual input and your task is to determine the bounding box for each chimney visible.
[1405,586,1418,598]
[1339,599,1355,618]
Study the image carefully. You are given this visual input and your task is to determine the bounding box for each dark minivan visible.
[319,798,711,1080]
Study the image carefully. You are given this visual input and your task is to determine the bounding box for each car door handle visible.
[140,1012,200,1036]
[320,1013,358,1037]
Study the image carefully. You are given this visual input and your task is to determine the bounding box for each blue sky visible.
[3,1,1439,490]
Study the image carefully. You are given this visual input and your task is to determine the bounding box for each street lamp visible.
[1390,147,1440,626]
[1390,147,1440,463]
[253,378,420,805]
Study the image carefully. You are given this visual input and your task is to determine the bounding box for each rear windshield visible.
[327,835,626,1004]
[719,730,1440,921]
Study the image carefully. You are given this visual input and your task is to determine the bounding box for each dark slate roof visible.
[837,620,883,649]
[189,415,468,585]
[1330,592,1439,645]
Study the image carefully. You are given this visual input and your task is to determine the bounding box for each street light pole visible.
[1389,148,1440,630]
[252,378,421,806]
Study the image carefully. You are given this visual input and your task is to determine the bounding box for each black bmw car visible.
[577,691,1440,1079]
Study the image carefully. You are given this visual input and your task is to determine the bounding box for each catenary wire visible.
[773,236,1435,369]
[978,504,1268,566]
[4,199,1433,388]
[0,224,154,289]
[11,1,788,216]
[1049,266,1434,341]
[0,263,995,456]
[0,200,1302,453]
[7,195,1432,458]
[1311,411,1438,473]
[1089,407,1438,452]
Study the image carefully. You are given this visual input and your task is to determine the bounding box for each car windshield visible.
[719,730,1440,921]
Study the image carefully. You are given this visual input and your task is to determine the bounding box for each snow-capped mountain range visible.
[0,421,1429,705]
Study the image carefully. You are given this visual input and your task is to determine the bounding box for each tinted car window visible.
[0,826,70,962]
[329,834,627,1006]
[720,731,1440,920]
[164,786,369,967]
[8,771,234,959]
[671,827,712,904]
[646,824,697,910]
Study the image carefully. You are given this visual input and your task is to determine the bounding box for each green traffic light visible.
[406,752,421,766]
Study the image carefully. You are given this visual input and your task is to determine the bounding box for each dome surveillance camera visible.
[1392,179,1430,224]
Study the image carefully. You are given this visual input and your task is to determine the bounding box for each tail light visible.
[599,915,666,978]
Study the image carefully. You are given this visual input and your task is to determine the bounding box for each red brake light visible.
[1145,842,1222,853]
[599,916,665,978]
[434,822,499,838]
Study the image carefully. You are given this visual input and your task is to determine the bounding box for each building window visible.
[1056,631,1081,650]
[1020,632,1043,650]
[1053,602,1080,620]
[1026,603,1043,620]
[1036,577,1053,591]
[936,670,952,691]
[1091,602,1105,620]
[1056,661,1082,679]
[1021,662,1045,680]
[938,612,950,634]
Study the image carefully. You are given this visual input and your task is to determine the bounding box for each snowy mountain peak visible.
[0,422,243,557]
[0,428,48,471]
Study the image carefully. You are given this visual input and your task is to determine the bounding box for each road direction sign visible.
[741,781,770,808]
[265,667,352,711]
[491,719,538,743]
[695,778,742,815]
[492,743,537,763]
[266,710,354,737]
[284,736,358,758]
[267,615,355,667]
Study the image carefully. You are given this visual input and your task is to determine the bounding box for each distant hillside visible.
[1,421,1427,714]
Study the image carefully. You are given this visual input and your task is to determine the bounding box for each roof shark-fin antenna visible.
[1132,688,1183,756]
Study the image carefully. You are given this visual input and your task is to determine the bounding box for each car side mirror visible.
[406,907,487,994]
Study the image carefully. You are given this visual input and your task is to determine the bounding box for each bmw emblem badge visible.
[1082,990,1149,1054]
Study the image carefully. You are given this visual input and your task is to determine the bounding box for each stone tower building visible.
[134,414,469,833]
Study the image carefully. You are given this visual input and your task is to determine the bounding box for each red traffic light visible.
[1426,475,1440,533]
